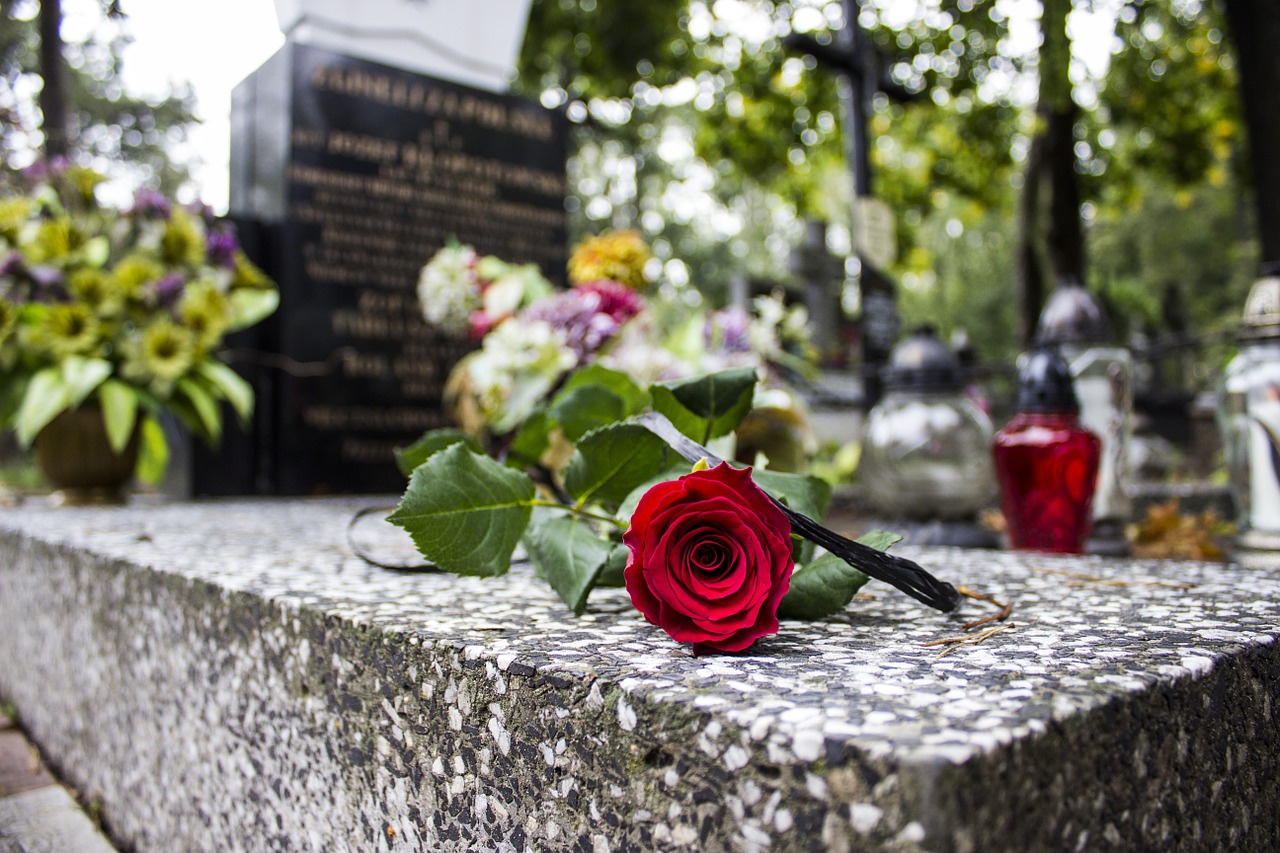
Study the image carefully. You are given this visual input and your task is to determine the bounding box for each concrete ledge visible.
[1,498,1278,852]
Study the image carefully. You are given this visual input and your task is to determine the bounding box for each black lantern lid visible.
[1241,268,1280,341]
[1014,347,1080,414]
[882,325,963,391]
[1035,276,1109,346]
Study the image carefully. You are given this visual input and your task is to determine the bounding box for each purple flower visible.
[0,251,26,279]
[129,189,172,219]
[706,306,753,353]
[523,288,625,360]
[28,266,68,302]
[153,274,186,306]
[206,229,239,268]
[21,157,69,183]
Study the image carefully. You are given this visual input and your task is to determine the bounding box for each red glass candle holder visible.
[993,411,1101,553]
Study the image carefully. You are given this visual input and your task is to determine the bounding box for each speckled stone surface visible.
[1,497,1278,852]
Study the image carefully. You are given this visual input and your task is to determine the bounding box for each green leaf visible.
[136,416,169,485]
[387,444,536,576]
[595,543,629,588]
[227,288,279,331]
[176,377,222,444]
[505,407,550,469]
[561,365,649,415]
[563,423,673,509]
[97,379,139,454]
[523,516,618,614]
[546,384,626,443]
[776,553,871,620]
[752,470,833,524]
[15,367,70,447]
[195,360,254,423]
[856,529,904,552]
[394,428,481,476]
[60,356,112,409]
[651,367,758,443]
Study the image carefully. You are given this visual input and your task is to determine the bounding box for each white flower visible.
[465,319,575,435]
[417,244,479,336]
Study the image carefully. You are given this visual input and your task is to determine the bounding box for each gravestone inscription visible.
[199,42,567,495]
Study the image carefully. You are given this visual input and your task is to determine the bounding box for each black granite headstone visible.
[195,42,567,495]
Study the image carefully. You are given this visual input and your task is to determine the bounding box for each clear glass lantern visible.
[1035,277,1134,552]
[1221,269,1280,547]
[859,326,996,520]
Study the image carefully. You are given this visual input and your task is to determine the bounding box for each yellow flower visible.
[65,166,107,206]
[0,198,34,242]
[178,279,232,353]
[28,303,103,358]
[568,229,652,291]
[160,209,206,268]
[112,253,165,299]
[28,217,86,264]
[68,268,125,318]
[123,319,196,396]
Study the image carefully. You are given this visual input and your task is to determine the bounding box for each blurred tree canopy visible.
[515,0,1259,376]
[0,0,198,194]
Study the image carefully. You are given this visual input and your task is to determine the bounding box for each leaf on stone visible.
[776,553,871,620]
[388,444,535,577]
[395,428,481,476]
[594,543,630,588]
[546,384,627,443]
[856,529,903,552]
[776,530,901,620]
[523,516,619,614]
[560,365,650,415]
[563,423,673,510]
[651,367,757,443]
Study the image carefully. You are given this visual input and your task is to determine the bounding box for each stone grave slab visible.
[0,499,1277,851]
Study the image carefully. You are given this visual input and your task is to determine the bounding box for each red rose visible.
[623,462,795,654]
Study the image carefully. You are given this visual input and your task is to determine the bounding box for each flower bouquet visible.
[0,160,279,491]
[387,233,957,655]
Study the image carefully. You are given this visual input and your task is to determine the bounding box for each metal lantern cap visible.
[1035,276,1109,345]
[1241,272,1280,341]
[1014,347,1080,414]
[882,325,963,391]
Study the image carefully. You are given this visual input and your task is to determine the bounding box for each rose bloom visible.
[623,463,794,655]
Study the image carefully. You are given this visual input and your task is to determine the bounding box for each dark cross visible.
[784,0,913,408]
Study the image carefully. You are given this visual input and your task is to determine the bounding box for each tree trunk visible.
[1223,0,1280,267]
[1014,0,1081,347]
[38,0,68,159]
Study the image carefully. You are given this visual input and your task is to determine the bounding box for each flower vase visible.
[34,406,140,505]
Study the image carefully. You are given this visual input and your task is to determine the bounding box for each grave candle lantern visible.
[859,326,996,525]
[992,347,1102,554]
[1219,267,1280,550]
[1035,277,1134,554]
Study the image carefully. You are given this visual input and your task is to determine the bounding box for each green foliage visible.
[524,516,627,615]
[776,530,899,620]
[393,428,481,476]
[651,366,758,444]
[391,368,903,618]
[388,444,537,577]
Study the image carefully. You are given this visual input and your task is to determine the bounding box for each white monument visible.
[273,0,534,91]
